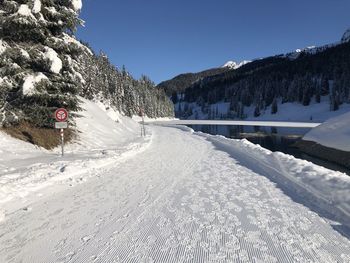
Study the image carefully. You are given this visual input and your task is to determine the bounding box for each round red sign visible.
[55,108,68,122]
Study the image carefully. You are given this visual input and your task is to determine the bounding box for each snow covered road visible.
[1,126,350,263]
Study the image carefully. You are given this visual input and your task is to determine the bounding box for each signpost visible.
[139,109,146,137]
[54,108,68,156]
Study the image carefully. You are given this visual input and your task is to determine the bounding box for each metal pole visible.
[61,128,64,156]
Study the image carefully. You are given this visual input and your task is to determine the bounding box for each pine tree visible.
[0,0,85,127]
[171,92,178,104]
[271,98,278,114]
[254,105,260,117]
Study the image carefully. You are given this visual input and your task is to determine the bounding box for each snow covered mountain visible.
[222,60,251,69]
[286,28,350,60]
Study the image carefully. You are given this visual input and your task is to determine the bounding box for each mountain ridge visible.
[159,29,350,120]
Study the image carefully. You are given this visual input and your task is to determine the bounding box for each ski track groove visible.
[0,126,350,262]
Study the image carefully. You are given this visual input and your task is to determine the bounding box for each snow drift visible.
[303,111,350,152]
[0,98,150,220]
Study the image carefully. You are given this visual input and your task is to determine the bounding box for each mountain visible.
[222,60,251,69]
[157,67,230,97]
[160,29,350,120]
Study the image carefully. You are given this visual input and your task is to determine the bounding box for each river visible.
[187,124,349,175]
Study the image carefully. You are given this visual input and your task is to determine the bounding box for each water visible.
[188,125,350,175]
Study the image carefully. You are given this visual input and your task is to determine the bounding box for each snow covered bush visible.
[0,0,85,127]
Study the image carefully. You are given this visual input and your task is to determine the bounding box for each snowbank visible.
[196,132,350,228]
[303,111,350,152]
[132,115,179,123]
[0,98,149,221]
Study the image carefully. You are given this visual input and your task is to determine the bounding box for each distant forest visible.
[159,41,350,119]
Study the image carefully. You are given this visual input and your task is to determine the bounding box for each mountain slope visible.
[157,67,230,97]
[161,30,350,120]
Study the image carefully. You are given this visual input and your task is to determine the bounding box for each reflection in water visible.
[188,125,349,174]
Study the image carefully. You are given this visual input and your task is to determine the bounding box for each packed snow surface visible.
[43,47,62,74]
[304,111,350,152]
[0,101,350,262]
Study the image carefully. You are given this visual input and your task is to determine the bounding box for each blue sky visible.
[77,0,350,84]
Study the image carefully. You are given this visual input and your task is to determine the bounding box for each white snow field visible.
[304,111,350,152]
[0,98,150,219]
[150,119,321,128]
[1,103,350,262]
[177,96,350,123]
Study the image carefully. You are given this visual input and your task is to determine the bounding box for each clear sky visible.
[76,0,350,84]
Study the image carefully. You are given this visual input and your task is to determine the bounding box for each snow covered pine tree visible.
[0,0,85,127]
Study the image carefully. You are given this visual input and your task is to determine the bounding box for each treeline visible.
[170,42,350,118]
[0,0,173,129]
[157,67,230,96]
[78,50,174,118]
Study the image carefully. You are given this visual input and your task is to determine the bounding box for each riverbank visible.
[295,140,350,170]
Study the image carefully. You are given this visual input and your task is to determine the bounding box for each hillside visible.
[159,30,350,120]
[0,0,173,137]
[157,67,230,97]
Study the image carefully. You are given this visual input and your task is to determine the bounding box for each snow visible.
[22,73,48,96]
[17,4,33,17]
[304,111,350,151]
[182,96,350,123]
[45,6,58,15]
[71,0,82,11]
[62,33,93,55]
[20,48,30,59]
[198,132,350,226]
[222,60,251,69]
[132,115,179,123]
[0,40,6,55]
[152,119,320,128]
[0,98,146,216]
[246,98,350,122]
[43,47,62,74]
[0,122,350,262]
[32,0,41,14]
